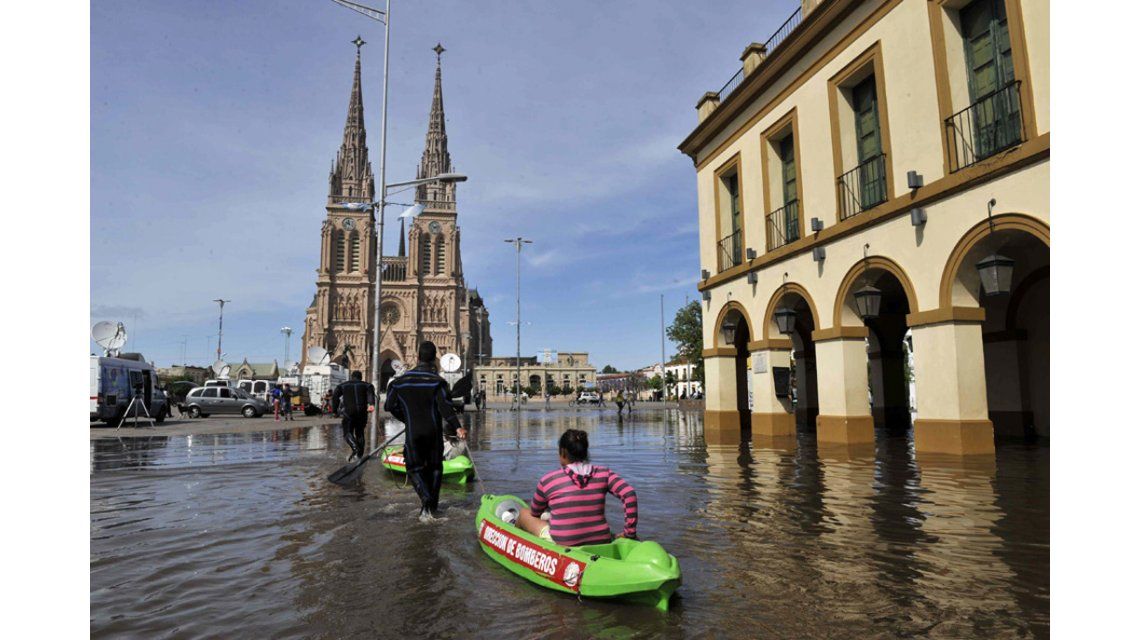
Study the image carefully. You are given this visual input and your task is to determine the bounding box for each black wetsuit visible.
[332,379,376,459]
[383,364,461,513]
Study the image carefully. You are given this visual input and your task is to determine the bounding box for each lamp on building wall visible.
[854,243,883,321]
[774,273,796,335]
[719,316,738,346]
[975,198,1014,296]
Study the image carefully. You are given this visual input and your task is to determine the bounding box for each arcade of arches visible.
[702,215,1049,456]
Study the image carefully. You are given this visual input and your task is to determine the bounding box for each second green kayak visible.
[380,445,474,484]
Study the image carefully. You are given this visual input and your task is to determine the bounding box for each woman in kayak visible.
[517,429,638,545]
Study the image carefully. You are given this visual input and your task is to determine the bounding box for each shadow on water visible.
[91,408,1049,639]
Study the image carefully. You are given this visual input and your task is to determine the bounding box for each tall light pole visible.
[280,326,293,369]
[505,237,532,409]
[213,299,230,361]
[660,294,667,401]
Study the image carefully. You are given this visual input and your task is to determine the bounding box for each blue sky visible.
[90,0,796,371]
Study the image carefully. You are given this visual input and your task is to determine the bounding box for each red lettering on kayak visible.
[478,519,586,592]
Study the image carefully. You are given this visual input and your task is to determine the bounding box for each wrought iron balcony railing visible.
[945,80,1024,173]
[715,5,804,102]
[837,153,888,221]
[766,199,800,251]
[381,256,407,282]
[717,229,743,272]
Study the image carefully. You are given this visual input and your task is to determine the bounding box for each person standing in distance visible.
[384,341,468,520]
[332,371,375,462]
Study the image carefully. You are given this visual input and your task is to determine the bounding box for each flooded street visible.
[91,408,1048,638]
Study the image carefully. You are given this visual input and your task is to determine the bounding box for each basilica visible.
[300,43,491,388]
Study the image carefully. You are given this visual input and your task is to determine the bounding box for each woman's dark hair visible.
[558,429,590,462]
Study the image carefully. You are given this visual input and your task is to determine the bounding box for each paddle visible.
[327,427,406,486]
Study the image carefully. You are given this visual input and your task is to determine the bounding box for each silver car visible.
[183,386,268,419]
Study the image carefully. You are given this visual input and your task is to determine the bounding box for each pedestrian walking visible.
[384,341,468,521]
[332,371,376,463]
[281,383,295,421]
[271,385,283,421]
[615,391,626,415]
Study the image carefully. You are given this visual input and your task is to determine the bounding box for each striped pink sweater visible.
[530,464,638,546]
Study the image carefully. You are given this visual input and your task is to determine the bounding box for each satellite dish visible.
[212,359,231,379]
[392,359,407,376]
[441,353,461,373]
[91,321,128,356]
[307,346,331,365]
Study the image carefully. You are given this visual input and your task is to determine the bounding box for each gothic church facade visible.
[301,44,490,386]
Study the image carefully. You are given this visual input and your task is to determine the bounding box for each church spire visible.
[398,217,406,257]
[415,43,455,209]
[329,36,375,204]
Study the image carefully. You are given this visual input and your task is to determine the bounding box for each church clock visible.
[342,218,356,230]
[428,220,442,234]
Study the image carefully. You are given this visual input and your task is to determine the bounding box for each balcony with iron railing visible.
[945,80,1024,173]
[717,229,743,272]
[837,153,888,221]
[381,256,407,282]
[714,5,804,103]
[765,199,800,251]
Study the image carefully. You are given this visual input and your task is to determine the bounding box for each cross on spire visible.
[433,42,446,61]
[353,35,366,53]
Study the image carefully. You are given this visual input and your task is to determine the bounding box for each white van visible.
[90,354,168,425]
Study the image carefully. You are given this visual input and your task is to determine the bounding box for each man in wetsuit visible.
[332,371,375,462]
[384,341,467,520]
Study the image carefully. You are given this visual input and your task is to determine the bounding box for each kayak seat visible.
[494,499,527,526]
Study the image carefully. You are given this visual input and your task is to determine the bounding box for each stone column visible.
[812,328,875,445]
[909,319,995,455]
[703,351,743,444]
[748,341,796,440]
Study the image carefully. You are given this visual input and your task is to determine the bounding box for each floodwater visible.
[91,408,1049,638]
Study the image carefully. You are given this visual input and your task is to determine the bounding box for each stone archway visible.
[762,283,822,431]
[941,215,1050,441]
[832,256,918,439]
[378,349,400,392]
[705,301,754,444]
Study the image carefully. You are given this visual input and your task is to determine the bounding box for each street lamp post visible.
[213,298,230,361]
[280,326,293,370]
[504,237,532,410]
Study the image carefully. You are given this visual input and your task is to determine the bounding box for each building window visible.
[419,235,431,274]
[828,43,893,222]
[334,230,346,273]
[348,231,361,272]
[761,109,802,251]
[714,156,744,272]
[947,0,1023,170]
[435,236,446,274]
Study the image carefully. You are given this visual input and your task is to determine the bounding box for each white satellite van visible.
[90,353,168,425]
[301,362,348,400]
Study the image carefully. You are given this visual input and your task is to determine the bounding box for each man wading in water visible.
[384,341,468,521]
[332,371,375,462]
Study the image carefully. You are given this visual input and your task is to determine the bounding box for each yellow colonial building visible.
[680,0,1048,455]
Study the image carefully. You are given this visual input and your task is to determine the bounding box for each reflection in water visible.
[91,408,1049,638]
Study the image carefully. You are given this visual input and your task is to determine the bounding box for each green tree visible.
[664,371,676,398]
[667,300,704,384]
[602,364,618,374]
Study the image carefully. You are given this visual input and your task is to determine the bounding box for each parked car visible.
[182,386,269,418]
[575,391,601,405]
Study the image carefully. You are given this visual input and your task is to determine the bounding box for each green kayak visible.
[380,446,474,484]
[475,494,681,611]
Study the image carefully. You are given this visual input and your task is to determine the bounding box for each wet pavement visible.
[90,407,1049,638]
